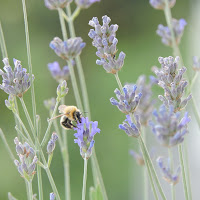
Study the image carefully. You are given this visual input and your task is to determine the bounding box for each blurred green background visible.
[0,0,193,199]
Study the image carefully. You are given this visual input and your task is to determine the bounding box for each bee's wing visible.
[58,105,68,114]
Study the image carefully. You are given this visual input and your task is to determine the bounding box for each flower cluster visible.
[149,0,176,10]
[110,84,142,114]
[48,61,70,82]
[156,19,187,46]
[75,0,100,9]
[149,105,191,147]
[134,75,157,125]
[153,56,192,111]
[193,56,200,71]
[14,137,38,181]
[56,80,69,101]
[47,132,58,154]
[157,157,181,185]
[74,117,100,159]
[119,115,140,137]
[44,97,56,112]
[44,0,72,10]
[0,58,34,98]
[88,15,126,74]
[50,37,86,60]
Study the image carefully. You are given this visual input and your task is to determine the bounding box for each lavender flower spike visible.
[44,0,72,10]
[44,97,56,112]
[119,114,140,137]
[75,0,100,9]
[157,157,181,185]
[48,61,70,82]
[14,137,37,181]
[74,117,100,159]
[110,84,142,114]
[153,56,192,111]
[149,105,191,147]
[47,132,58,154]
[157,19,187,47]
[193,56,200,71]
[57,80,69,101]
[149,0,176,10]
[0,58,34,98]
[50,37,86,60]
[88,15,126,74]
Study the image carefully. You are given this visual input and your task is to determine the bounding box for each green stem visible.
[0,129,15,161]
[187,72,199,96]
[21,0,37,132]
[115,72,123,93]
[71,7,81,21]
[168,148,175,200]
[15,126,31,145]
[0,21,8,58]
[26,180,33,200]
[178,144,189,200]
[82,157,88,200]
[58,8,68,40]
[41,101,60,148]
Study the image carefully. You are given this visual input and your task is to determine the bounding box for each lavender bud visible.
[193,56,200,71]
[74,117,100,159]
[47,132,58,154]
[50,37,86,60]
[75,0,100,9]
[57,80,69,101]
[50,193,56,200]
[0,58,34,97]
[156,19,187,47]
[157,157,181,185]
[149,0,176,10]
[44,0,72,10]
[44,97,56,112]
[88,15,126,74]
[5,95,16,112]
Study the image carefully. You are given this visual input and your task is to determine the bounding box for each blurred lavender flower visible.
[75,0,100,9]
[149,105,191,147]
[88,15,126,74]
[74,117,100,159]
[44,0,72,10]
[119,115,140,137]
[57,80,69,101]
[149,0,176,10]
[44,97,56,112]
[157,19,187,46]
[133,75,157,125]
[0,58,34,98]
[110,84,142,114]
[129,150,144,166]
[152,56,192,111]
[47,132,58,154]
[50,193,56,200]
[50,37,86,60]
[157,157,181,185]
[14,137,37,181]
[8,193,17,200]
[193,56,200,71]
[48,61,70,82]
[5,95,16,112]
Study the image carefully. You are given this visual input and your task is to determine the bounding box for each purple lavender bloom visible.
[50,193,56,200]
[57,80,69,101]
[88,15,126,74]
[75,0,100,9]
[119,115,140,137]
[74,117,100,159]
[0,58,34,98]
[193,56,200,71]
[110,84,142,114]
[50,37,86,60]
[48,61,70,82]
[44,0,72,10]
[149,0,176,10]
[157,19,187,46]
[44,97,56,112]
[149,105,191,147]
[14,137,37,180]
[47,132,58,154]
[153,56,192,111]
[157,157,181,185]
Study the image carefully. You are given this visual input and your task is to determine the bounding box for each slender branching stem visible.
[178,144,189,200]
[168,148,175,200]
[0,21,8,58]
[115,72,123,93]
[187,72,199,96]
[26,180,33,200]
[82,157,88,200]
[21,0,37,132]
[0,129,15,161]
[15,126,31,145]
[41,101,60,148]
[71,7,81,21]
[58,8,68,40]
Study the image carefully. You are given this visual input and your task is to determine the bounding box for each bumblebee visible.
[49,105,82,129]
